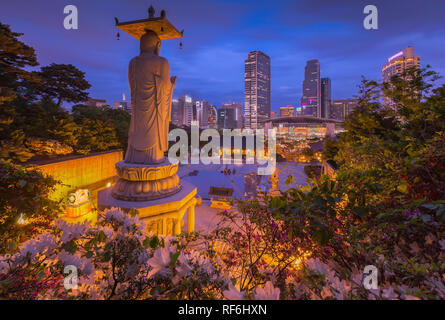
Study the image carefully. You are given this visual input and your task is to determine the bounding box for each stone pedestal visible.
[98,179,197,236]
[112,159,181,201]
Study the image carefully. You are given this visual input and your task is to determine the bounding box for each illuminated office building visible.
[244,51,271,129]
[381,46,420,108]
[301,59,321,118]
[280,106,294,117]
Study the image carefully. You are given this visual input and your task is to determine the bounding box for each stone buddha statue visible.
[110,29,180,201]
[125,30,177,164]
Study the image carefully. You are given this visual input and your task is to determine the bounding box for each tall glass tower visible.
[301,59,321,118]
[321,77,331,119]
[244,51,271,129]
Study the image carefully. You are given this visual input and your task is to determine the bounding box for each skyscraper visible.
[207,105,217,128]
[221,102,243,129]
[381,46,420,107]
[330,99,359,121]
[320,78,331,119]
[171,98,182,126]
[172,95,193,127]
[301,59,321,118]
[244,51,271,129]
[199,100,209,127]
[183,96,193,126]
[218,102,243,129]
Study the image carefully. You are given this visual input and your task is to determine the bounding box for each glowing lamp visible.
[66,189,92,218]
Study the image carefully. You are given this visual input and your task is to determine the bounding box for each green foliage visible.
[235,66,445,298]
[301,147,314,158]
[76,118,120,154]
[303,165,321,179]
[72,104,130,152]
[322,138,338,161]
[334,67,445,202]
[0,22,129,163]
[0,160,61,254]
[34,63,91,106]
[0,22,39,92]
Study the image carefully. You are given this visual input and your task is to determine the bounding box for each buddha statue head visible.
[140,30,161,55]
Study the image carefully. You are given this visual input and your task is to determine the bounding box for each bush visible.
[0,160,61,254]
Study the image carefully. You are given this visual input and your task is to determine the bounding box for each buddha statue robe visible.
[125,51,175,164]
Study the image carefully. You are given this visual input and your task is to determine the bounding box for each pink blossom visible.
[223,283,245,300]
[147,246,175,278]
[254,281,280,300]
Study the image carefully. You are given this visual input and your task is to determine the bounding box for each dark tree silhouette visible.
[37,63,91,106]
[0,22,39,102]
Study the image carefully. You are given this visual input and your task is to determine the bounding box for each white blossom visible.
[223,283,245,300]
[254,281,280,300]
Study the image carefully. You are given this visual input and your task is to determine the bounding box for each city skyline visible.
[1,0,445,112]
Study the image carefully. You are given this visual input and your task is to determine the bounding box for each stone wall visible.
[29,150,123,201]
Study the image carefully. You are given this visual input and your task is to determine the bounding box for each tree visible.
[72,104,130,152]
[0,161,61,254]
[36,63,91,106]
[322,138,338,161]
[0,22,39,102]
[76,118,120,154]
[336,68,445,202]
[0,22,40,160]
[301,147,314,159]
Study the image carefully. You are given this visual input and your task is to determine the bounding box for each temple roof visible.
[116,17,182,40]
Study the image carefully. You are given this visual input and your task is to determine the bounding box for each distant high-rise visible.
[221,102,243,129]
[172,95,193,127]
[87,98,108,108]
[171,98,182,126]
[330,99,359,121]
[382,46,420,107]
[320,78,331,119]
[113,93,131,113]
[280,106,294,117]
[301,59,321,118]
[207,105,217,128]
[173,98,210,128]
[244,51,271,129]
[199,100,209,127]
[218,102,243,129]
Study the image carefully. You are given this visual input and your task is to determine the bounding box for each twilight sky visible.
[1,0,445,112]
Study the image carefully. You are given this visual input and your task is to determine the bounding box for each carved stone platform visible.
[111,158,181,201]
[98,180,197,236]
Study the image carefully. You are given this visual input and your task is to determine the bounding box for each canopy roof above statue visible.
[116,17,182,40]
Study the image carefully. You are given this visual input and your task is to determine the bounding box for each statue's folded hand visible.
[171,76,177,88]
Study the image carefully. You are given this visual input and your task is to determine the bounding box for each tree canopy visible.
[0,22,128,163]
[35,63,91,106]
